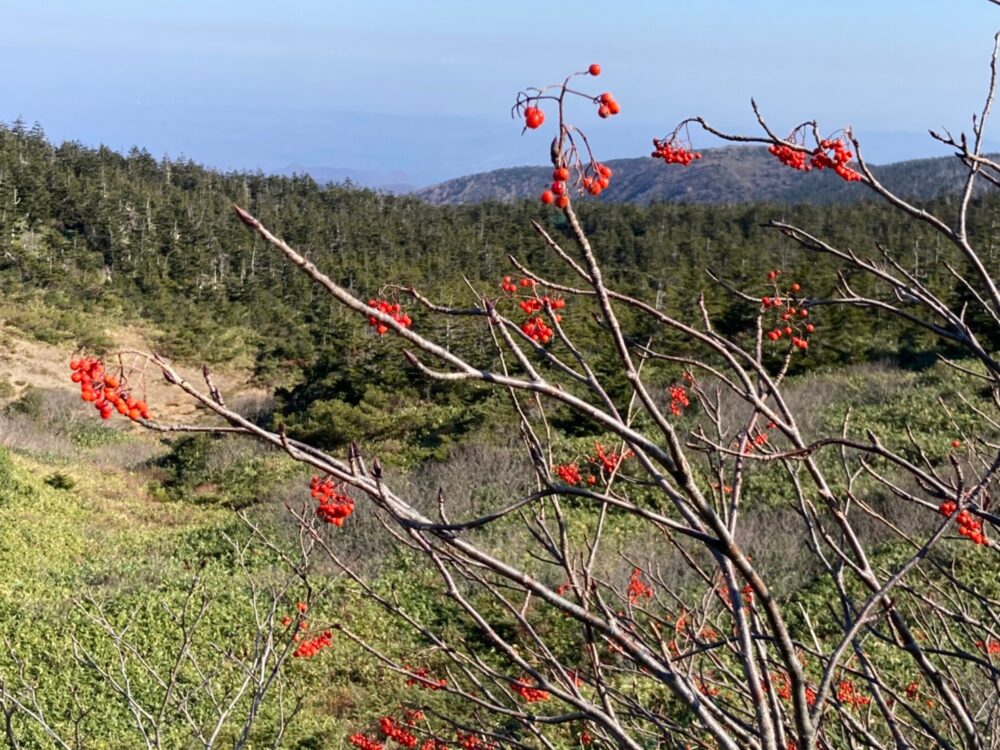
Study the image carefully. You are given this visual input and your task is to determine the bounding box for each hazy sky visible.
[2,1,998,185]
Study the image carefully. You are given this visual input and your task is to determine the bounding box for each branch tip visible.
[233,204,258,228]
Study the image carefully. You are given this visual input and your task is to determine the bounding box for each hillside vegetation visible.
[0,121,998,746]
[2,120,998,466]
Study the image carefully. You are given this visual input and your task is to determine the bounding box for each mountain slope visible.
[417,146,993,205]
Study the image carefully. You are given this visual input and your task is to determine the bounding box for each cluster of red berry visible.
[378,717,419,749]
[773,333,809,349]
[523,106,545,129]
[651,138,702,165]
[764,673,791,701]
[457,732,498,750]
[767,144,809,171]
[554,463,582,485]
[802,687,821,708]
[554,443,636,488]
[404,665,447,690]
[938,502,988,545]
[559,463,594,487]
[697,680,721,697]
[70,357,151,421]
[367,299,412,336]
[293,629,333,658]
[765,674,818,707]
[975,638,1000,655]
[667,384,690,416]
[310,476,355,527]
[768,138,863,182]
[500,276,534,294]
[581,162,613,196]
[512,679,550,703]
[351,711,462,750]
[541,166,572,208]
[740,421,778,454]
[517,65,620,207]
[499,276,566,344]
[541,163,615,205]
[579,731,593,746]
[762,271,814,348]
[627,567,653,604]
[595,91,621,119]
[349,734,384,750]
[836,679,872,708]
[810,139,863,182]
[519,317,553,344]
[591,442,631,474]
[516,294,566,317]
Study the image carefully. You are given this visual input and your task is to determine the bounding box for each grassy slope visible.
[0,320,399,747]
[0,312,997,747]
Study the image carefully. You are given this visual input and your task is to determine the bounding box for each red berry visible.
[588,63,601,76]
[951,440,961,449]
[540,190,554,205]
[555,195,570,209]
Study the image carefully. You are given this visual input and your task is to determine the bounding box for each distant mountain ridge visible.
[416,146,995,206]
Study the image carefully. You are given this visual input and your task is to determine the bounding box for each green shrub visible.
[44,472,75,490]
[4,386,43,419]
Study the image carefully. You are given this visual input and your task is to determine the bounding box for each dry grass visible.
[0,410,76,456]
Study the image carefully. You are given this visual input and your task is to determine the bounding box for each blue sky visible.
[2,1,998,186]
